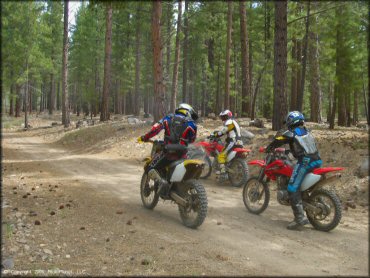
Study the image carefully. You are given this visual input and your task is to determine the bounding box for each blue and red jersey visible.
[143,113,197,145]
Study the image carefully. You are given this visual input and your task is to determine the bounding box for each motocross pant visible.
[217,141,236,164]
[287,157,322,193]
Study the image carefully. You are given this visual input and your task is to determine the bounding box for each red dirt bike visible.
[188,134,251,187]
[242,147,343,231]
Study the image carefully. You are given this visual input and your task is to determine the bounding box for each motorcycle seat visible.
[165,144,188,153]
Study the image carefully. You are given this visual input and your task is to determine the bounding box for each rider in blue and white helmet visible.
[266,111,322,230]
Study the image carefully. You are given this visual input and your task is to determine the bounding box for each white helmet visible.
[175,103,198,121]
[219,109,233,122]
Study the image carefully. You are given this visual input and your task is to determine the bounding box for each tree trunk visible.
[15,85,21,117]
[239,1,251,117]
[49,74,55,115]
[170,0,182,112]
[182,0,189,103]
[251,64,267,120]
[100,2,113,122]
[353,90,358,124]
[329,82,338,129]
[327,81,333,122]
[134,3,141,116]
[152,1,166,122]
[363,73,369,124]
[345,89,351,127]
[201,64,206,117]
[56,81,60,110]
[62,0,70,127]
[290,38,298,110]
[224,1,233,110]
[336,7,346,126]
[166,2,172,82]
[272,1,288,131]
[308,5,322,123]
[297,1,310,112]
[216,52,221,113]
[9,82,14,116]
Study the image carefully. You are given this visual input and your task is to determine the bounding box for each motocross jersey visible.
[143,113,197,146]
[267,126,320,161]
[215,119,242,145]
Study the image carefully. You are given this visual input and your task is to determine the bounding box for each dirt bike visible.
[140,140,208,229]
[242,146,343,232]
[188,134,251,187]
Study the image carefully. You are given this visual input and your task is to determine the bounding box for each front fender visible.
[248,160,266,167]
[143,156,152,170]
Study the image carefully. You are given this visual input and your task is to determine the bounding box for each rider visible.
[137,103,198,196]
[266,111,322,230]
[213,109,243,179]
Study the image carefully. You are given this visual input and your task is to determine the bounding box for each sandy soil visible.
[1,115,369,276]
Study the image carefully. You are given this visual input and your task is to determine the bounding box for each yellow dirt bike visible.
[140,140,208,229]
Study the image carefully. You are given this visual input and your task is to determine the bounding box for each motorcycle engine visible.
[276,176,290,205]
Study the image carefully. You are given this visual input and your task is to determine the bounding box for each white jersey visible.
[217,119,241,142]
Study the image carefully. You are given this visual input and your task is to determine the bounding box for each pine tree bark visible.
[182,0,189,103]
[308,6,322,123]
[290,38,298,110]
[239,1,251,117]
[170,0,182,112]
[134,3,141,116]
[62,0,70,127]
[100,2,113,122]
[9,82,14,116]
[152,1,166,122]
[49,74,55,115]
[336,6,346,126]
[15,85,21,117]
[297,1,310,112]
[225,1,233,110]
[353,90,358,124]
[166,2,172,82]
[272,1,288,131]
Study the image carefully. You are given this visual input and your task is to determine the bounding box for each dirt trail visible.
[2,130,369,276]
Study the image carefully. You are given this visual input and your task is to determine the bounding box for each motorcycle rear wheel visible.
[228,158,249,187]
[178,180,208,229]
[306,188,342,232]
[140,173,159,210]
[242,177,270,214]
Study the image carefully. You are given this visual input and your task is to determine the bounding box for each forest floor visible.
[1,112,369,276]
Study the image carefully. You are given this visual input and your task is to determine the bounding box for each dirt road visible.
[2,130,368,276]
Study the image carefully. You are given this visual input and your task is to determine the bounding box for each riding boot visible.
[148,169,170,196]
[287,191,309,230]
[216,164,227,180]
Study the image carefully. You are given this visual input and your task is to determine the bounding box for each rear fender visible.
[309,173,342,193]
[170,159,204,182]
[248,160,266,167]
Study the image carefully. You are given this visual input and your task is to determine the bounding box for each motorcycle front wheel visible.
[228,158,249,187]
[306,189,342,232]
[178,180,208,229]
[242,177,270,214]
[140,173,159,209]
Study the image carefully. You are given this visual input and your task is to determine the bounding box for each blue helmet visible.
[285,111,304,128]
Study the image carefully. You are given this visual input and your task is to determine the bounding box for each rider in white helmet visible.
[213,109,243,178]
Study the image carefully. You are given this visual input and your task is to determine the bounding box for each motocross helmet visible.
[285,111,305,129]
[175,103,198,121]
[219,109,233,122]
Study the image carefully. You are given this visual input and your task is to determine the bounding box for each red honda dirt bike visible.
[188,134,251,187]
[242,147,343,231]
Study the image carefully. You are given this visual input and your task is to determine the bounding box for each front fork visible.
[257,167,266,182]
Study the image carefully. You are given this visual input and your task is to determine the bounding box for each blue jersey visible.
[143,113,197,145]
